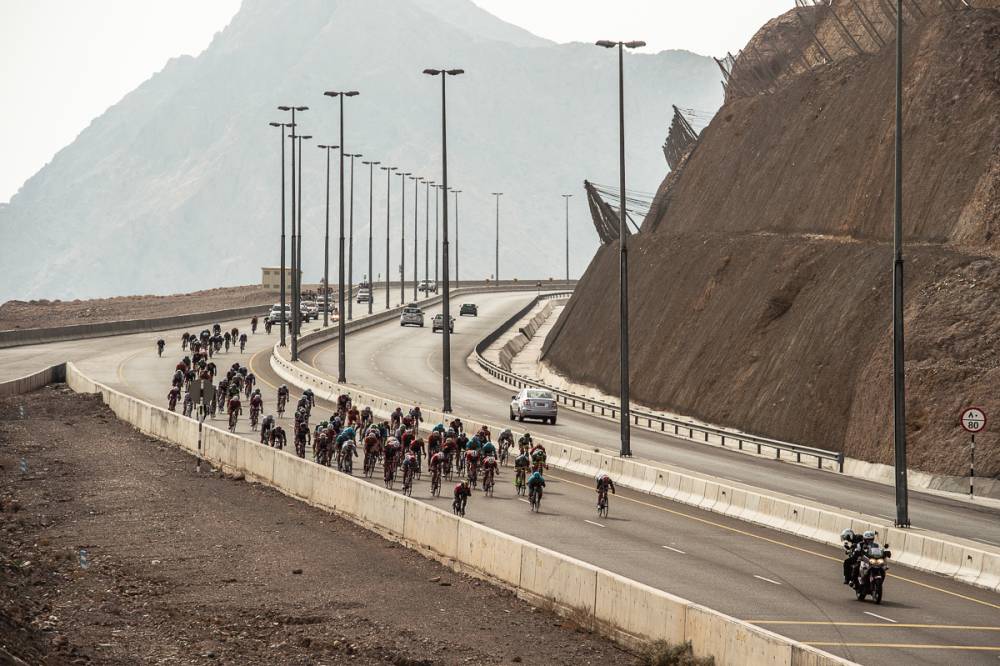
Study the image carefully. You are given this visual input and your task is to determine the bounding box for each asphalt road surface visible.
[3,289,999,664]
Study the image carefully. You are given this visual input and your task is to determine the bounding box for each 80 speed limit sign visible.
[961,408,986,433]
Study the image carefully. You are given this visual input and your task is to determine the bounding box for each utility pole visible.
[562,194,572,281]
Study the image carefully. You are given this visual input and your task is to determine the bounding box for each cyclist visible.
[401,451,419,490]
[409,405,423,424]
[498,428,514,463]
[449,417,464,434]
[465,446,481,487]
[527,469,546,508]
[530,443,547,472]
[297,395,312,419]
[429,449,447,488]
[384,437,403,471]
[172,369,184,390]
[347,404,360,427]
[167,386,181,411]
[481,454,499,494]
[231,327,239,342]
[182,389,194,417]
[426,429,442,457]
[409,436,425,472]
[596,472,616,509]
[295,420,310,458]
[270,425,287,450]
[250,316,258,334]
[181,332,190,350]
[260,413,275,445]
[481,438,497,461]
[315,432,331,466]
[277,384,289,416]
[336,393,351,418]
[156,338,166,357]
[303,388,316,409]
[340,436,358,473]
[453,480,471,516]
[390,406,404,431]
[223,331,231,351]
[238,332,248,353]
[513,451,530,493]
[244,371,256,397]
[518,431,533,456]
[264,318,273,335]
[360,405,373,430]
[227,392,242,431]
[249,389,263,428]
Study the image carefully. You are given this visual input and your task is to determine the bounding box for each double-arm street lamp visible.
[491,192,502,282]
[562,194,573,281]
[362,159,380,315]
[268,121,292,348]
[317,143,339,329]
[323,90,359,383]
[277,106,307,359]
[423,67,464,412]
[380,165,397,310]
[596,38,645,458]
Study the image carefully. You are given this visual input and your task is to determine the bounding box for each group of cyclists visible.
[161,320,617,516]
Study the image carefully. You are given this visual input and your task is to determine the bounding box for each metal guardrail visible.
[474,294,845,472]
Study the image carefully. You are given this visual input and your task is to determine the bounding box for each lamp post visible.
[891,0,909,528]
[435,184,442,286]
[323,90,359,383]
[423,67,464,412]
[562,194,573,281]
[491,192,502,283]
[397,171,411,305]
[277,105,308,359]
[317,143,340,329]
[362,159,380,315]
[380,165,397,309]
[596,38,645,458]
[268,121,292,347]
[345,152,362,320]
[295,133,311,345]
[453,190,462,286]
[411,175,422,300]
[425,181,433,289]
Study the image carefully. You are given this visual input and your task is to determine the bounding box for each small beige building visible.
[261,266,300,291]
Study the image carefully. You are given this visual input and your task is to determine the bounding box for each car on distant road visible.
[459,303,478,317]
[301,300,319,320]
[356,286,372,304]
[509,388,558,424]
[418,280,438,294]
[432,313,454,333]
[400,305,425,327]
[266,304,291,325]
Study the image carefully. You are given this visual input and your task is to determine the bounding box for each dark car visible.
[460,303,478,317]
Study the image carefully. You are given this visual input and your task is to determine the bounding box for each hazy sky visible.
[0,0,789,204]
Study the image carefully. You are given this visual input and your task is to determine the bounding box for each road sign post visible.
[960,407,986,498]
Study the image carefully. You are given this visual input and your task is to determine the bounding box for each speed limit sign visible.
[961,408,986,433]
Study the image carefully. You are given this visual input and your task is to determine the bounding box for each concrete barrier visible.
[0,364,66,397]
[0,303,272,349]
[63,361,853,666]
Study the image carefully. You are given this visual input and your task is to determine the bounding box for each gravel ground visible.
[0,386,638,665]
[0,286,280,331]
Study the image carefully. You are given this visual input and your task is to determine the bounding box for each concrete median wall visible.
[272,340,1000,595]
[0,363,66,397]
[63,361,852,666]
[497,299,566,371]
[0,303,273,349]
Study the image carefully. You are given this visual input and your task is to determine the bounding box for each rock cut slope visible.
[543,4,1000,477]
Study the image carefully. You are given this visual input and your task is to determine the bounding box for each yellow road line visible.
[116,347,148,390]
[748,621,1000,630]
[548,473,1000,611]
[805,642,1000,651]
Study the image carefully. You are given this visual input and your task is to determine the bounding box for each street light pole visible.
[425,181,433,289]
[317,143,340,328]
[346,152,361,320]
[891,0,909,528]
[435,184,441,286]
[381,165,396,310]
[268,121,291,347]
[324,90,359,384]
[397,171,411,305]
[596,38,645,458]
[492,192,503,282]
[295,133,311,351]
[423,67,464,413]
[362,160,380,316]
[411,175,422,300]
[453,190,462,286]
[278,105,307,359]
[562,194,572,281]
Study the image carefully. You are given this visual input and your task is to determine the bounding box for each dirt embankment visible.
[544,8,1000,477]
[0,285,279,331]
[0,386,637,665]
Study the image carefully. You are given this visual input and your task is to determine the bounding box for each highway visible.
[3,289,1000,664]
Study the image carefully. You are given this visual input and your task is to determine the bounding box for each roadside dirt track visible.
[0,386,636,665]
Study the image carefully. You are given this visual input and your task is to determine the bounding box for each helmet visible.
[281,384,287,390]
[862,530,876,542]
[840,529,855,542]
[320,421,329,428]
[305,388,314,396]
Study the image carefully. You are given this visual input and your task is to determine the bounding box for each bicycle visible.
[515,468,527,496]
[430,468,442,497]
[597,489,609,518]
[182,397,193,418]
[452,495,467,517]
[364,450,377,478]
[384,459,396,489]
[402,465,414,497]
[228,410,238,433]
[467,462,478,489]
[482,468,495,497]
[295,435,306,459]
[499,441,510,466]
[277,395,287,418]
[343,452,353,475]
[249,408,259,431]
[442,456,453,482]
[529,486,542,512]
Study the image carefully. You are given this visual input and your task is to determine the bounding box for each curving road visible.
[3,290,1000,664]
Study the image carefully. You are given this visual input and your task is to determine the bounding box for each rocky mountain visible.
[0,0,722,301]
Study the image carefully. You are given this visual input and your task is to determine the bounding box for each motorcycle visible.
[849,542,891,604]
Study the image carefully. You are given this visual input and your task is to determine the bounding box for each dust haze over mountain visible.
[0,0,722,301]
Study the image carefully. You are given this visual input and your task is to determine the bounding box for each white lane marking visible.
[518,499,529,504]
[584,520,605,528]
[753,575,782,586]
[863,611,897,624]
[661,545,686,554]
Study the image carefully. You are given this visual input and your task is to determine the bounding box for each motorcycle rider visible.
[842,528,868,585]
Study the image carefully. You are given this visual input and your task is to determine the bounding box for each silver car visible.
[510,388,558,425]
[400,306,424,327]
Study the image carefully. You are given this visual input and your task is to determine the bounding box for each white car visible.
[510,388,558,424]
[356,287,372,304]
[266,304,291,325]
[400,306,425,327]
[418,280,438,294]
[301,300,320,320]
